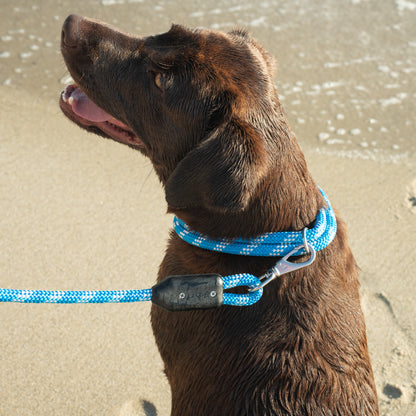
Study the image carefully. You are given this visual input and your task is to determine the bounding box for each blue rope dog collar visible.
[173,188,337,257]
[0,188,336,310]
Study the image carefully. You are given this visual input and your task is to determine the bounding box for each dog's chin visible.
[59,84,145,150]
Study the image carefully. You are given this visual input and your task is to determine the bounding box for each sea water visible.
[0,0,415,164]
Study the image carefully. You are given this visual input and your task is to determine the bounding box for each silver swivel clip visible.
[249,228,316,292]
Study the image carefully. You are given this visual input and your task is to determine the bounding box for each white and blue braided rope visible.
[0,288,153,304]
[222,273,262,306]
[0,275,261,306]
[173,188,337,257]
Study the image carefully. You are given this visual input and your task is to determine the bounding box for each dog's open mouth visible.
[60,84,144,148]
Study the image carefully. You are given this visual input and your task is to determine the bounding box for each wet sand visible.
[1,0,415,415]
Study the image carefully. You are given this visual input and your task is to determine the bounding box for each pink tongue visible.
[70,88,128,129]
[71,88,112,122]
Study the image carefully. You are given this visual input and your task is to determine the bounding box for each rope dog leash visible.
[0,188,336,311]
[0,274,262,311]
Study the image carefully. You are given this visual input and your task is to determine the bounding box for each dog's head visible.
[60,16,301,221]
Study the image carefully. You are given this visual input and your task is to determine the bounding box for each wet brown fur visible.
[61,15,379,415]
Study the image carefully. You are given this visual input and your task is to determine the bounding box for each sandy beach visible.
[1,0,415,415]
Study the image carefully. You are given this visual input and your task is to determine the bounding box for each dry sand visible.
[1,0,415,415]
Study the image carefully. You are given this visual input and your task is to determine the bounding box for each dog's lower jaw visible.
[59,84,146,150]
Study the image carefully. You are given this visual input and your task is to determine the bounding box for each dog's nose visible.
[61,14,84,48]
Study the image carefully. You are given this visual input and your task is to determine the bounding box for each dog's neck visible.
[170,145,323,240]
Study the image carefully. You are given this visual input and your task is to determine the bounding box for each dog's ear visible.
[165,119,268,212]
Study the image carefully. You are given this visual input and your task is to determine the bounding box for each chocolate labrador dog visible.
[60,15,378,416]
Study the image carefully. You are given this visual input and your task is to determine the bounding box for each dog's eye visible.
[154,73,163,89]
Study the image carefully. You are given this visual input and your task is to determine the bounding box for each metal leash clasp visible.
[249,229,316,292]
